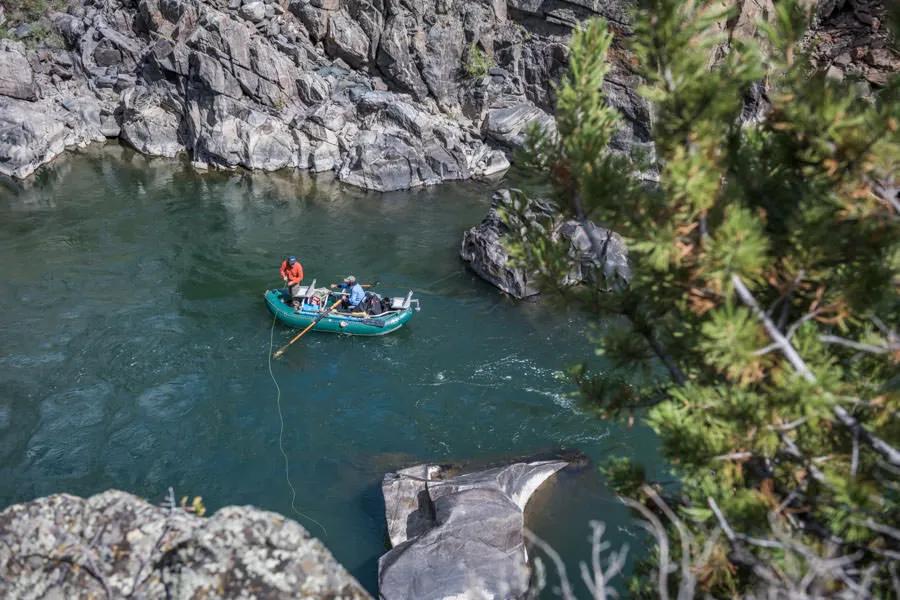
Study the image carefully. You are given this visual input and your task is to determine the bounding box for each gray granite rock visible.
[338,91,507,191]
[0,490,371,599]
[460,188,630,298]
[0,40,36,101]
[379,460,568,600]
[0,94,106,179]
[325,10,370,69]
[483,101,556,149]
[292,2,330,42]
[298,71,331,104]
[239,0,266,23]
[120,87,185,158]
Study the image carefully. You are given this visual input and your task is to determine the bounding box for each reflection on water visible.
[0,144,664,595]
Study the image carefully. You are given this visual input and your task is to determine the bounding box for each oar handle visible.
[273,298,344,358]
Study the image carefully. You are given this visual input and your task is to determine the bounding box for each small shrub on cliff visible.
[4,0,50,24]
[509,1,899,597]
[1,0,66,47]
[465,42,493,79]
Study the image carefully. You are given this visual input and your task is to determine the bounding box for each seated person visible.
[331,275,366,313]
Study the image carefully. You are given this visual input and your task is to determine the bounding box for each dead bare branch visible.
[619,496,673,600]
[523,528,577,600]
[818,334,898,355]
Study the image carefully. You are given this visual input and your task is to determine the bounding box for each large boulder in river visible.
[378,460,568,600]
[460,188,630,298]
[0,490,371,599]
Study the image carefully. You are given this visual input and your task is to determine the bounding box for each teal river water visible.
[0,144,664,595]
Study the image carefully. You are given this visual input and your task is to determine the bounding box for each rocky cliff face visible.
[0,0,650,190]
[0,490,371,599]
[0,1,892,189]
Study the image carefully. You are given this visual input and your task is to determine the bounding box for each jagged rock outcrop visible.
[1,0,599,189]
[460,188,630,298]
[0,0,893,187]
[0,40,36,101]
[378,460,568,600]
[810,0,899,86]
[0,490,371,599]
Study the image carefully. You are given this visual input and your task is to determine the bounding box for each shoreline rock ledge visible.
[0,490,371,599]
[378,459,568,600]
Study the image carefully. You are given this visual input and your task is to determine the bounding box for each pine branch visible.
[621,301,688,386]
[732,274,900,468]
[732,275,816,380]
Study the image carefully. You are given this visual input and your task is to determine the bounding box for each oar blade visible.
[272,297,344,358]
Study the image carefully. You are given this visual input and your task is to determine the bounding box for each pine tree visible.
[509,1,899,596]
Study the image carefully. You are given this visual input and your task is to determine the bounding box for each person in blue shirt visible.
[331,275,366,312]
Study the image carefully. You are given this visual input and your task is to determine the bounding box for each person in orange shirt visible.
[280,255,304,308]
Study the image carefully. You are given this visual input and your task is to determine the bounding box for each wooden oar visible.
[273,298,344,358]
[329,281,379,289]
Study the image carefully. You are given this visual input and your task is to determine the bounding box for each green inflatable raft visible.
[264,285,419,336]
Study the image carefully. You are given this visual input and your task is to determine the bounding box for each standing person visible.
[331,275,365,312]
[280,256,304,308]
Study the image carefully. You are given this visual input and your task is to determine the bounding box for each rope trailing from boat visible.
[267,312,328,537]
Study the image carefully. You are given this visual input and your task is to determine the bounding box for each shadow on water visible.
[0,143,666,597]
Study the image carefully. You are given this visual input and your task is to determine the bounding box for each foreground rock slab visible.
[379,460,568,600]
[460,188,630,298]
[0,490,371,600]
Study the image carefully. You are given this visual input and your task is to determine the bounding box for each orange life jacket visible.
[280,260,304,286]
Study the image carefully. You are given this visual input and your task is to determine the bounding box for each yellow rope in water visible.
[267,312,328,537]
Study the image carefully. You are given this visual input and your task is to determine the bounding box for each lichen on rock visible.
[0,490,371,599]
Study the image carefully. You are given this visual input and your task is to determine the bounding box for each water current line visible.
[267,312,328,537]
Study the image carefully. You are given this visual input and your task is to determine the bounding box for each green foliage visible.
[511,0,900,595]
[3,0,66,24]
[464,43,493,79]
[600,456,647,499]
[1,0,66,47]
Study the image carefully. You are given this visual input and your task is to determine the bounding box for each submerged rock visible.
[379,460,568,600]
[0,490,371,599]
[460,188,630,298]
